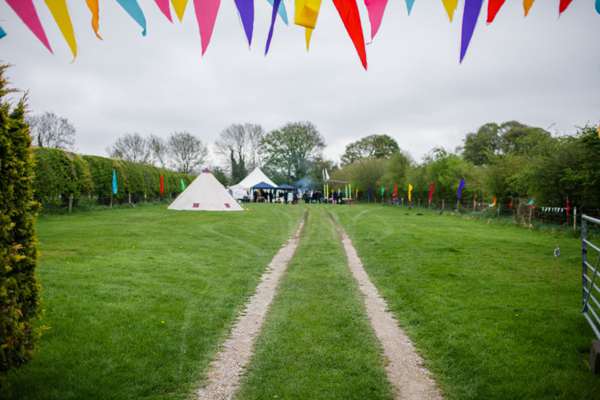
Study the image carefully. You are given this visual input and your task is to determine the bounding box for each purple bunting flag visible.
[265,0,281,54]
[460,0,484,63]
[234,0,254,46]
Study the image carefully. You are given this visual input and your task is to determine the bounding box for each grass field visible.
[2,203,600,399]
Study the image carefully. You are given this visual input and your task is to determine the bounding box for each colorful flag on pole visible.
[429,182,434,202]
[408,184,413,202]
[493,197,497,206]
[509,196,514,207]
[527,198,534,206]
[112,169,118,194]
[356,187,358,198]
[180,179,186,191]
[368,186,370,198]
[457,179,466,200]
[566,198,570,216]
[381,186,385,196]
[160,174,165,194]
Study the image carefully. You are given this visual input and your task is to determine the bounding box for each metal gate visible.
[582,215,600,339]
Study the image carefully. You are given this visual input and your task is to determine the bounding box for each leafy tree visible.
[341,158,387,199]
[214,123,264,183]
[148,134,168,168]
[167,131,209,174]
[309,155,338,188]
[422,147,479,204]
[260,121,325,184]
[0,65,41,386]
[106,132,151,164]
[340,134,399,165]
[210,166,229,186]
[26,111,76,150]
[380,151,412,192]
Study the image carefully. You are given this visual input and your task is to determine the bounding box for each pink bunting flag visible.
[364,0,388,41]
[6,0,53,53]
[487,0,505,24]
[193,0,221,55]
[155,0,173,22]
[559,0,573,16]
[333,0,368,70]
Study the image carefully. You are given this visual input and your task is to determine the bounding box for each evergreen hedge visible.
[0,65,41,386]
[32,150,195,209]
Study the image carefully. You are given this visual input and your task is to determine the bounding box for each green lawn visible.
[1,203,305,400]
[329,204,600,399]
[2,203,600,399]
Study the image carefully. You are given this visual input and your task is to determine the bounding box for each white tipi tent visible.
[168,169,244,211]
[231,167,277,190]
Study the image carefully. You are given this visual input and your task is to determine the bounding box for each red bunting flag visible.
[160,174,165,194]
[332,0,368,70]
[559,0,573,16]
[429,182,434,202]
[487,0,505,24]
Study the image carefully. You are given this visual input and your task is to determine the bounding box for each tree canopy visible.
[340,134,400,165]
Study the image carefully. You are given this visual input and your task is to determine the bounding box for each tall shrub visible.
[0,65,41,385]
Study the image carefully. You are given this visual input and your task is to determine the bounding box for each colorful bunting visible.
[234,0,254,46]
[265,0,282,54]
[441,0,459,22]
[6,0,53,53]
[112,169,118,194]
[405,0,416,15]
[171,0,188,22]
[457,179,466,200]
[0,26,6,40]
[460,0,484,63]
[44,0,77,59]
[160,174,165,194]
[559,0,573,16]
[155,0,173,23]
[333,0,368,70]
[116,0,147,36]
[429,182,434,202]
[523,0,535,17]
[596,0,600,14]
[266,0,289,25]
[408,184,413,202]
[295,0,322,29]
[85,0,102,40]
[364,0,388,40]
[305,28,313,51]
[193,0,221,55]
[487,0,506,24]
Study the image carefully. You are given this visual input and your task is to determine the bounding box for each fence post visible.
[574,207,577,231]
[68,193,73,213]
[583,217,588,311]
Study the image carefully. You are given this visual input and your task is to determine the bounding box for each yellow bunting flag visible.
[171,0,188,22]
[523,0,535,17]
[295,0,322,29]
[85,0,102,39]
[408,184,413,202]
[305,28,313,50]
[441,0,459,22]
[44,0,77,59]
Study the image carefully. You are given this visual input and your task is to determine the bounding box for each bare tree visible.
[106,132,151,163]
[148,134,168,168]
[214,123,265,182]
[27,111,76,150]
[168,131,209,174]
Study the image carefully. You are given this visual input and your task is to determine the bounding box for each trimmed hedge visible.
[32,149,195,208]
[0,65,41,386]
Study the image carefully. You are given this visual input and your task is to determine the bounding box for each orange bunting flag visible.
[155,0,174,23]
[171,0,188,22]
[364,0,388,40]
[441,0,459,22]
[487,0,505,24]
[44,0,77,59]
[193,0,221,55]
[332,0,368,70]
[559,0,573,16]
[85,0,102,39]
[6,0,53,53]
[523,0,535,17]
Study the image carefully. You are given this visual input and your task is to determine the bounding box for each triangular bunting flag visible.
[460,0,484,63]
[171,0,188,22]
[6,0,53,53]
[295,0,322,30]
[596,0,600,14]
[441,0,458,22]
[405,0,415,15]
[155,0,173,23]
[44,0,77,59]
[234,0,254,46]
[265,0,281,54]
[116,0,147,36]
[487,0,505,24]
[193,0,221,55]
[0,26,6,39]
[523,0,535,17]
[364,0,388,40]
[332,0,368,70]
[266,0,289,25]
[559,0,573,16]
[306,28,313,51]
[85,0,102,39]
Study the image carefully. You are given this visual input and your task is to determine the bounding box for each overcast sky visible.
[0,1,598,166]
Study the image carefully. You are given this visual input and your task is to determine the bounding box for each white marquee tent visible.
[168,169,244,211]
[230,167,277,190]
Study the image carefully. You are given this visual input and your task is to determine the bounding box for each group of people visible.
[252,189,298,204]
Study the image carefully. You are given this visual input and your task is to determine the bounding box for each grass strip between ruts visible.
[236,207,394,400]
[330,204,600,399]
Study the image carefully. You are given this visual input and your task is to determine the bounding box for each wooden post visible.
[68,194,73,213]
[402,198,404,207]
[456,200,460,213]
[574,207,577,231]
[497,206,500,220]
[428,200,431,210]
[110,193,113,208]
[442,199,445,211]
[529,205,533,226]
[418,198,421,208]
[128,192,131,205]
